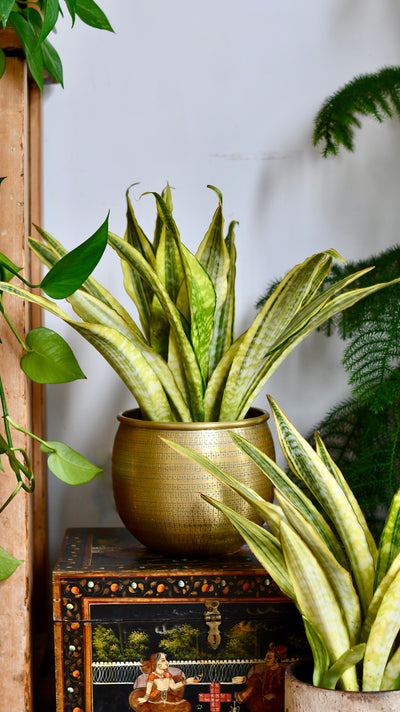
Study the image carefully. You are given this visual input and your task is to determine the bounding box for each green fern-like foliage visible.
[313,66,400,156]
[344,316,400,412]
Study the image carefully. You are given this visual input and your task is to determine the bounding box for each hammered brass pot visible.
[112,407,275,556]
[285,661,400,712]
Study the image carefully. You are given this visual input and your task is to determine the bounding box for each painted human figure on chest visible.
[129,652,199,712]
[232,644,287,712]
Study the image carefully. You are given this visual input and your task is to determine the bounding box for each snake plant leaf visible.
[69,291,191,421]
[260,267,376,358]
[29,234,138,329]
[195,195,232,375]
[68,322,176,421]
[275,491,361,644]
[67,289,145,343]
[122,189,155,341]
[151,212,186,358]
[269,396,375,615]
[302,618,330,687]
[229,432,347,567]
[235,266,376,420]
[153,191,185,305]
[219,252,333,421]
[108,232,204,420]
[41,214,109,298]
[153,184,174,253]
[41,440,102,484]
[183,246,216,384]
[0,282,177,420]
[363,567,400,690]
[195,197,228,310]
[321,644,366,690]
[314,431,378,564]
[381,644,400,691]
[0,546,22,580]
[206,220,237,378]
[200,492,294,599]
[301,256,333,308]
[362,551,400,642]
[203,335,244,421]
[280,521,359,691]
[375,487,400,589]
[21,327,86,383]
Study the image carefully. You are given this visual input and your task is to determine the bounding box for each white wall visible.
[42,0,400,563]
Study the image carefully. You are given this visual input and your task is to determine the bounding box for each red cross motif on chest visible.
[199,683,232,712]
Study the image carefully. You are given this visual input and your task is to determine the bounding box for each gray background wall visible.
[42,1,400,563]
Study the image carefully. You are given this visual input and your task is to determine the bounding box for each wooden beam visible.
[0,56,33,711]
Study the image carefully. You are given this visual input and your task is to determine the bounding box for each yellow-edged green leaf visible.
[321,644,366,690]
[235,267,376,419]
[122,188,155,340]
[150,193,186,357]
[66,289,145,343]
[0,282,175,420]
[183,246,216,384]
[276,491,361,644]
[315,431,377,565]
[302,617,330,687]
[363,568,400,691]
[219,252,333,421]
[69,291,191,421]
[375,487,400,589]
[203,335,243,421]
[362,551,400,642]
[229,432,347,567]
[201,493,294,599]
[196,195,233,375]
[262,267,374,359]
[108,232,204,420]
[71,322,174,420]
[381,643,400,691]
[281,521,358,691]
[269,397,375,615]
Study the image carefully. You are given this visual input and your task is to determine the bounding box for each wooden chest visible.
[52,528,308,712]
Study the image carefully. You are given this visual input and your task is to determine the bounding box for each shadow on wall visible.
[253,119,400,262]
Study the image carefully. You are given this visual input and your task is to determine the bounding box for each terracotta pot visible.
[285,660,400,712]
[112,407,275,556]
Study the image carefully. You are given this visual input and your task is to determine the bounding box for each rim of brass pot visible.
[112,406,275,557]
[117,406,269,429]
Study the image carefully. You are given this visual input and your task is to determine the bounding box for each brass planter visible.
[112,407,275,556]
[285,661,400,712]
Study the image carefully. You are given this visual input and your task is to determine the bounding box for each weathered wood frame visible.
[0,42,47,710]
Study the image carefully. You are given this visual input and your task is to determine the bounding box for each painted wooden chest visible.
[52,528,309,712]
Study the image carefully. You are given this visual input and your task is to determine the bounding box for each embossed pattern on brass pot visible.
[112,407,275,556]
[285,661,400,712]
